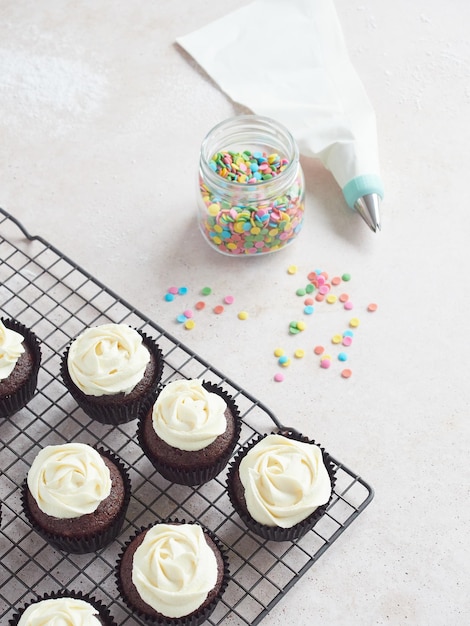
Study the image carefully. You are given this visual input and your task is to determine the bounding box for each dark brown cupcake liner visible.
[8,589,118,626]
[21,447,131,554]
[227,430,337,542]
[116,518,229,626]
[138,380,241,486]
[60,327,164,425]
[0,318,41,418]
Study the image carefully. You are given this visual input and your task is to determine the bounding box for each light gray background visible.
[1,1,469,624]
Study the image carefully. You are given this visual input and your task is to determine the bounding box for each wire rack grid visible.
[0,208,374,625]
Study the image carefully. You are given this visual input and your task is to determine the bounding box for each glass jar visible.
[197,115,305,256]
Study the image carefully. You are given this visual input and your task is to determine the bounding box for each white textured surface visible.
[1,1,469,624]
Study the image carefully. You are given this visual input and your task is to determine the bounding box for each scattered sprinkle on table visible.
[163,267,377,382]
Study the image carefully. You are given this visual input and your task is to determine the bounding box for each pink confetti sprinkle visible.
[168,286,179,295]
[224,295,234,305]
[344,301,354,310]
[274,372,285,382]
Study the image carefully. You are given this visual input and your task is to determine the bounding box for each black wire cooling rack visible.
[0,208,374,625]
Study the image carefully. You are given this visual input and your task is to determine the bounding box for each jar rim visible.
[200,114,299,191]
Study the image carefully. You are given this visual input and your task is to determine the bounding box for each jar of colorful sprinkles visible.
[197,115,305,256]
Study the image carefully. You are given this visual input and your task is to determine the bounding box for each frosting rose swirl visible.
[152,379,227,451]
[132,523,218,618]
[27,443,112,518]
[239,434,332,528]
[67,323,150,396]
[0,320,25,381]
[17,597,102,626]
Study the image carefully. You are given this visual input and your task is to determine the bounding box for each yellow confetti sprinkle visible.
[332,334,342,344]
[274,347,284,357]
[237,311,249,320]
[184,319,195,330]
[294,349,305,358]
[349,317,360,328]
[287,264,298,275]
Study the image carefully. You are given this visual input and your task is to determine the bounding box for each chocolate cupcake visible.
[60,323,163,424]
[117,520,229,625]
[138,378,241,485]
[0,318,41,418]
[8,590,117,626]
[227,431,336,542]
[22,442,131,553]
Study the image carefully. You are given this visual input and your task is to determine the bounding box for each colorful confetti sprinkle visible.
[163,266,377,382]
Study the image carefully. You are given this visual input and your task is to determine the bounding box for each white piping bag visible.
[177,0,384,231]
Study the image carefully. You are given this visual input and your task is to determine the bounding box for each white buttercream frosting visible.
[239,434,331,528]
[17,597,102,626]
[132,523,218,618]
[0,320,25,381]
[152,379,227,451]
[27,443,112,518]
[67,323,150,396]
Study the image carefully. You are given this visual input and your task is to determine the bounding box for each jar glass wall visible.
[197,115,305,256]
